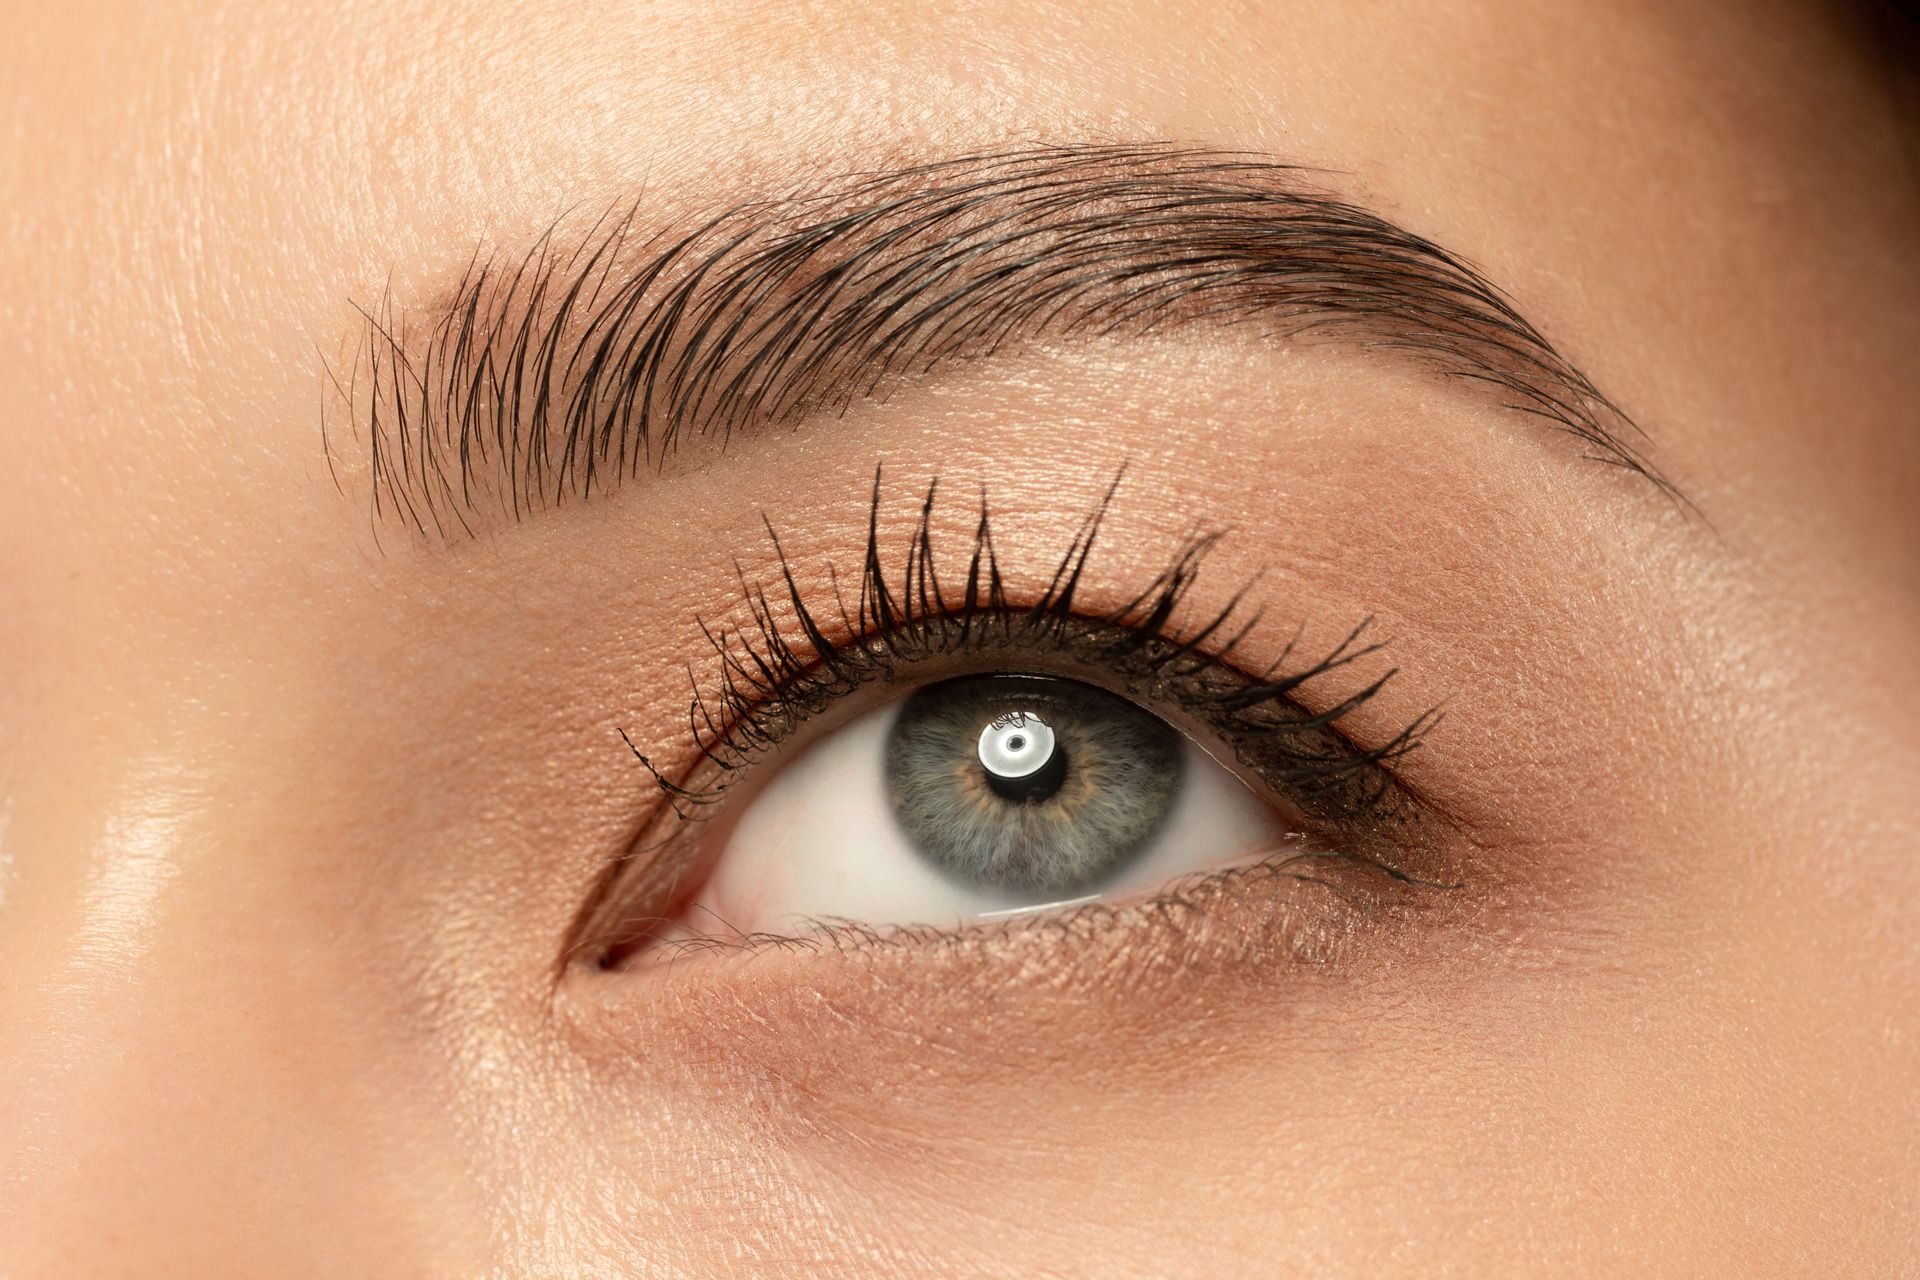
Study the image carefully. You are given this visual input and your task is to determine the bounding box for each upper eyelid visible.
[634,469,1434,822]
[331,141,1681,540]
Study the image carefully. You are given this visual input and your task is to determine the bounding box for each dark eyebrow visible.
[330,142,1676,538]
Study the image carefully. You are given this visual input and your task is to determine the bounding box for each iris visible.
[883,674,1184,894]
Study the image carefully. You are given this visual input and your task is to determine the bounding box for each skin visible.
[1,0,1915,1274]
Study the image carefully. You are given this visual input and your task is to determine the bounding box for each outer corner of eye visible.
[627,671,1297,955]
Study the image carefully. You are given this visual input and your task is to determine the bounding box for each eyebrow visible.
[331,142,1675,538]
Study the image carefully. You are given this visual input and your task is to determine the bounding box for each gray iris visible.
[882,674,1184,893]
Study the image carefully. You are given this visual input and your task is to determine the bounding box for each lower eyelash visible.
[600,844,1444,974]
[634,466,1439,834]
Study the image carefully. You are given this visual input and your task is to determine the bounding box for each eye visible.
[581,470,1439,968]
[656,672,1295,940]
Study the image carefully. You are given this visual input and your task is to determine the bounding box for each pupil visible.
[978,712,1067,802]
[981,727,1068,803]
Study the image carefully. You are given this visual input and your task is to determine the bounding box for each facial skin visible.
[1,0,1916,1274]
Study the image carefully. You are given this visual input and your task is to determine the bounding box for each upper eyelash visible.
[621,467,1440,832]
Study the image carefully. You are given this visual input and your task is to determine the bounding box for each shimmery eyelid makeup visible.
[578,467,1443,965]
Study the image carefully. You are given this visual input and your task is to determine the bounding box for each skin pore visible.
[1,1,1916,1275]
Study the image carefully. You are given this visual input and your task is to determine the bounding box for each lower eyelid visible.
[591,844,1435,978]
[558,856,1466,1166]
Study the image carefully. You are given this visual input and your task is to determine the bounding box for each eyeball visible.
[665,672,1294,938]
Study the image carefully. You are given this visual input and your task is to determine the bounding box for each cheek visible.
[557,931,1482,1271]
[560,913,1871,1274]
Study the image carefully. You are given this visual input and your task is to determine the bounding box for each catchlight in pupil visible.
[977,711,1066,801]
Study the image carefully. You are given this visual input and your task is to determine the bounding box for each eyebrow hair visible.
[331,142,1675,538]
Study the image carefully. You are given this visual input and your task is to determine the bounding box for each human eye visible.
[576,469,1443,970]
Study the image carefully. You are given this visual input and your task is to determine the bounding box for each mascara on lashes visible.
[628,467,1437,841]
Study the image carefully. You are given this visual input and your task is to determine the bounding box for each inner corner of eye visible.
[637,670,1298,950]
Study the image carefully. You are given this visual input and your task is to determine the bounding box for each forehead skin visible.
[0,1,1916,1276]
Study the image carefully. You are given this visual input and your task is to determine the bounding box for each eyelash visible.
[621,467,1439,849]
